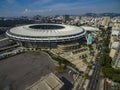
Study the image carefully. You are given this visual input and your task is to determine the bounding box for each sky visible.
[0,0,120,17]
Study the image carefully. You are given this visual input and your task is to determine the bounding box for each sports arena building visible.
[6,24,87,48]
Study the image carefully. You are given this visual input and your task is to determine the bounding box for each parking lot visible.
[0,51,56,90]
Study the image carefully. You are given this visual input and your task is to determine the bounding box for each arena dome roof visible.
[7,24,85,37]
[81,26,100,32]
[6,24,86,42]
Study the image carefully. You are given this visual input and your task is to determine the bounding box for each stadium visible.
[6,24,87,48]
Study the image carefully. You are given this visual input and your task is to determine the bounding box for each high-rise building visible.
[87,33,93,45]
[74,16,81,23]
[112,22,120,30]
[102,16,110,28]
[63,15,69,23]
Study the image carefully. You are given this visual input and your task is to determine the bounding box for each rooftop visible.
[81,26,100,32]
[26,73,64,90]
[6,24,86,41]
[8,24,84,37]
[114,50,120,69]
[111,30,120,36]
[111,42,120,49]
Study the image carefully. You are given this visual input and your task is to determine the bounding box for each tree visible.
[112,74,120,83]
[102,67,114,77]
[58,59,62,66]
[88,65,92,69]
[88,45,93,51]
[104,47,110,53]
[9,84,14,90]
[104,38,110,47]
[63,64,67,70]
[100,54,112,67]
[84,73,89,79]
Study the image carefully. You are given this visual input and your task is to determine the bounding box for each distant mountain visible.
[83,13,120,17]
[100,13,120,17]
[83,13,98,17]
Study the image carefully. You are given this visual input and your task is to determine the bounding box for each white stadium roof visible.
[9,24,84,37]
[6,24,86,42]
[81,26,100,32]
[6,24,100,42]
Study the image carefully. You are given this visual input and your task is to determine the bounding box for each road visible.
[87,45,103,90]
[0,38,8,42]
[87,60,101,90]
[104,78,112,90]
[72,75,85,90]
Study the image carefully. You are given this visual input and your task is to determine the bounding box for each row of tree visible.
[100,54,120,82]
[100,28,120,83]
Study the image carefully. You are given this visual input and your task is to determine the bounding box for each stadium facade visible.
[6,24,87,48]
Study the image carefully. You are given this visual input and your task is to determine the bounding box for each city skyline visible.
[0,0,120,17]
[0,1,120,89]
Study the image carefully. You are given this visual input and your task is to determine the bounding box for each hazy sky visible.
[0,0,120,17]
